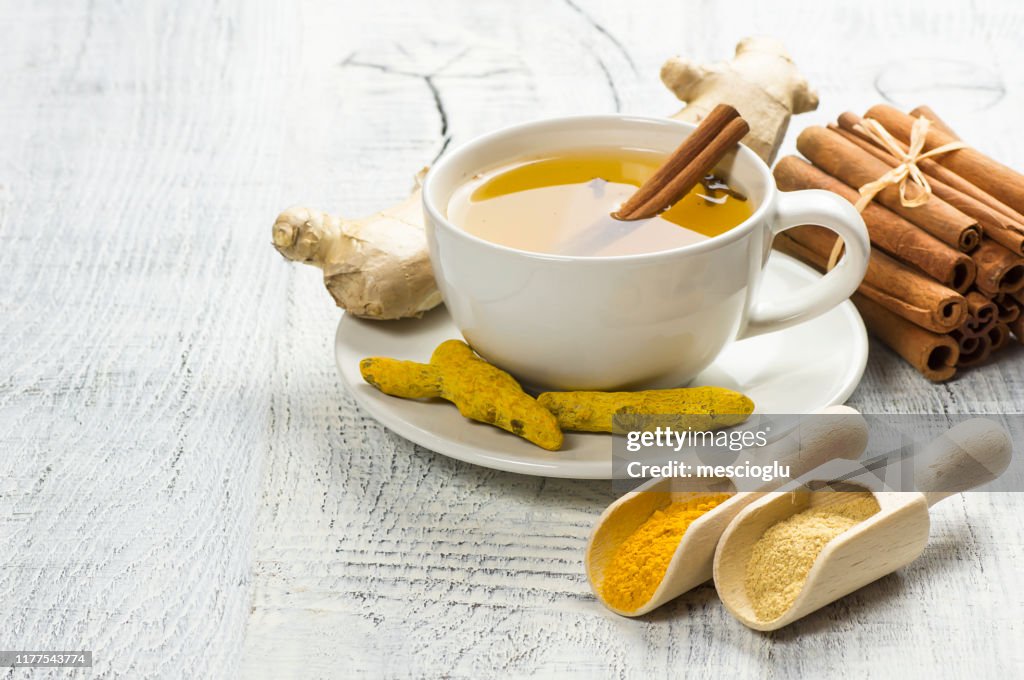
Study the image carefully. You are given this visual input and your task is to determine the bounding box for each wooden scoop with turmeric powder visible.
[586,406,869,617]
[714,417,1012,631]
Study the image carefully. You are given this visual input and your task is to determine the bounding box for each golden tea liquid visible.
[447,148,753,257]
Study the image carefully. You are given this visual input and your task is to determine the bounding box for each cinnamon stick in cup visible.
[779,225,967,332]
[866,104,1024,217]
[796,126,980,252]
[773,156,975,292]
[614,104,749,220]
[831,116,1024,255]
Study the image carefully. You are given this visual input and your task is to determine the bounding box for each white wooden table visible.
[2,1,1023,677]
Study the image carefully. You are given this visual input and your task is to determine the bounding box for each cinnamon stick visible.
[779,226,967,333]
[866,104,1024,217]
[831,116,1024,255]
[972,239,1024,296]
[909,105,960,140]
[852,292,959,382]
[965,291,997,330]
[828,121,897,164]
[773,155,975,292]
[845,110,1024,233]
[960,316,996,340]
[796,126,981,252]
[989,322,1010,352]
[958,332,993,368]
[926,166,1024,228]
[951,329,981,356]
[614,104,749,220]
[935,185,1024,256]
[993,293,1021,324]
[840,112,1007,217]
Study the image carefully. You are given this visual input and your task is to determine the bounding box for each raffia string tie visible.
[826,115,968,270]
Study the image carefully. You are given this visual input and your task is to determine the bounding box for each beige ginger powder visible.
[745,492,880,621]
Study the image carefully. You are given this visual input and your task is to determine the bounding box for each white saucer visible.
[335,252,868,479]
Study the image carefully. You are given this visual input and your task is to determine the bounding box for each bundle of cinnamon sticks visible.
[774,104,1024,381]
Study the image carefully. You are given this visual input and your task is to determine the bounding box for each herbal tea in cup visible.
[447,148,753,257]
[423,115,869,390]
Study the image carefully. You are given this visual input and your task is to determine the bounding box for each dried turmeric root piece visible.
[537,387,754,433]
[360,340,563,451]
[358,358,442,399]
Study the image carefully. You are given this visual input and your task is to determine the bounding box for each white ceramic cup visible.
[423,115,869,391]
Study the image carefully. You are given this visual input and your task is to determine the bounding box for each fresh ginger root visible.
[537,387,754,433]
[272,172,442,320]
[360,340,563,450]
[662,37,819,164]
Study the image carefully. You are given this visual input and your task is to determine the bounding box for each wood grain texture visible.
[0,1,296,677]
[1,0,1023,678]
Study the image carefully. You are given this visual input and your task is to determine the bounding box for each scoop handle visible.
[917,418,1012,506]
[747,405,868,489]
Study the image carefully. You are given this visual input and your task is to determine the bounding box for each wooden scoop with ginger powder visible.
[714,418,1012,631]
[744,492,880,621]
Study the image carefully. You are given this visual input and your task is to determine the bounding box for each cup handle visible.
[739,189,870,339]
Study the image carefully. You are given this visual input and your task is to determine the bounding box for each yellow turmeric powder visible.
[601,494,732,612]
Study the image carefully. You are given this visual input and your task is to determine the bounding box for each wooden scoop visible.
[585,406,869,616]
[713,417,1012,631]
